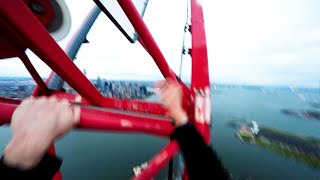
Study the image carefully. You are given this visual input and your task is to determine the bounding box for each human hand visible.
[155,78,188,127]
[3,97,80,169]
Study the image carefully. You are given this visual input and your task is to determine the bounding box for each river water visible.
[1,86,320,179]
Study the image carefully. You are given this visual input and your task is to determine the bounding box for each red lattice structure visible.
[0,0,210,179]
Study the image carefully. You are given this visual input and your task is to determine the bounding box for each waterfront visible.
[0,77,154,100]
[211,87,320,180]
[0,79,320,179]
[236,122,320,168]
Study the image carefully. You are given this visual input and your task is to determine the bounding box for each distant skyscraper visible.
[96,76,104,92]
[83,69,87,76]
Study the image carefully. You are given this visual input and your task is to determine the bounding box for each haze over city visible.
[0,0,319,88]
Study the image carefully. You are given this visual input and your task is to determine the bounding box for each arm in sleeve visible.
[171,122,230,180]
[0,153,62,180]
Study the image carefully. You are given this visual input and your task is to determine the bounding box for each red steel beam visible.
[0,100,174,137]
[132,141,179,180]
[51,91,168,115]
[0,97,20,105]
[0,1,212,179]
[0,102,15,126]
[32,68,54,96]
[20,54,62,179]
[0,98,176,179]
[0,0,104,106]
[190,0,211,144]
[190,1,209,89]
[117,0,191,107]
[117,0,176,80]
[19,53,50,96]
[138,37,192,105]
[80,107,173,137]
[118,1,199,178]
[23,29,63,179]
[101,98,167,115]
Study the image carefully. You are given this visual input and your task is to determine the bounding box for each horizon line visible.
[0,76,319,89]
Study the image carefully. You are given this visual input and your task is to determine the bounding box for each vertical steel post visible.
[190,0,211,143]
[117,0,191,108]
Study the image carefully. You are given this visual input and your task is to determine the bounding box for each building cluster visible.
[0,78,35,99]
[63,77,154,100]
[0,77,154,100]
[93,77,154,99]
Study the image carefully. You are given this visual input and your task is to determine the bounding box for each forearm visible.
[0,97,78,179]
[0,153,62,180]
[3,133,52,169]
[171,122,230,180]
[1,132,61,179]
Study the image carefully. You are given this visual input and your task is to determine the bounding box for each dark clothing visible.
[0,154,61,179]
[0,123,229,180]
[171,122,230,179]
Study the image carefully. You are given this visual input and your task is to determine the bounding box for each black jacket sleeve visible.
[0,153,62,180]
[171,122,230,180]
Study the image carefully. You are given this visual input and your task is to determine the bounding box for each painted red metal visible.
[51,91,168,115]
[0,27,25,59]
[177,1,211,179]
[80,107,173,137]
[0,0,210,179]
[190,0,211,144]
[0,0,104,106]
[119,0,192,113]
[0,99,174,137]
[33,66,55,96]
[0,102,15,126]
[22,0,55,29]
[101,97,167,115]
[0,0,54,59]
[19,53,50,96]
[138,37,192,106]
[118,0,176,81]
[0,97,20,105]
[190,0,210,90]
[132,141,179,180]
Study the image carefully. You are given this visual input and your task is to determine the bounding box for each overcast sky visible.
[0,0,319,88]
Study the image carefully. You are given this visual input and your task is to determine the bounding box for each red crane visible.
[0,0,210,179]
